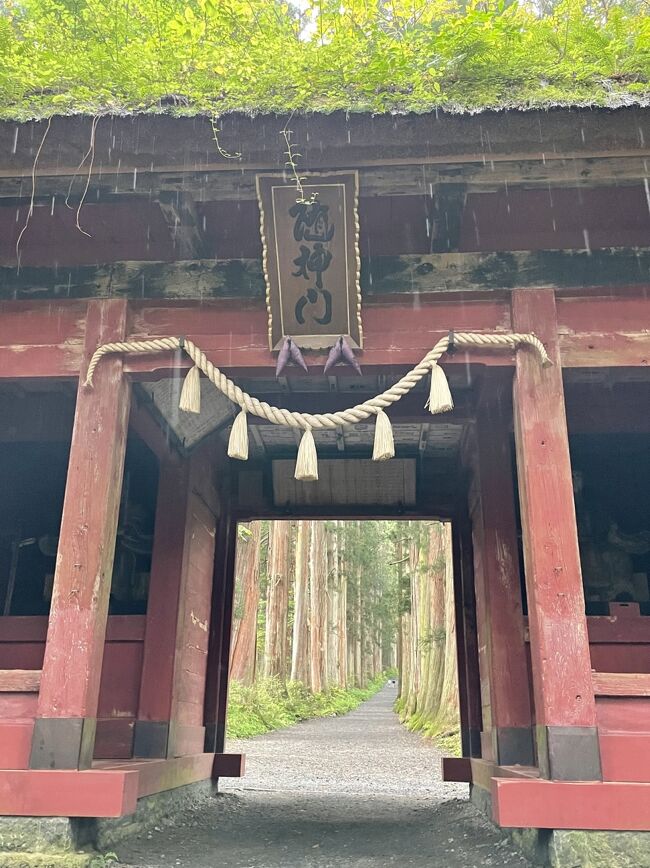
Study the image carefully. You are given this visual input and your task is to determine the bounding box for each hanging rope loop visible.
[84,331,550,427]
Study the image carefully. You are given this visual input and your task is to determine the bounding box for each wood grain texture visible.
[512,289,596,730]
[2,249,650,301]
[472,395,533,733]
[1,111,649,177]
[0,670,40,692]
[37,299,131,720]
[593,672,650,697]
[137,458,192,727]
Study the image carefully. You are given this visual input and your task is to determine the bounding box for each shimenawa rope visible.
[84,331,550,481]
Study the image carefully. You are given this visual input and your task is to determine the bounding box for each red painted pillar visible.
[31,300,130,770]
[204,514,238,756]
[135,449,218,759]
[471,388,534,766]
[452,509,482,758]
[512,288,601,781]
[133,457,191,758]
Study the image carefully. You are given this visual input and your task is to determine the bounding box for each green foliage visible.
[227,673,388,739]
[396,698,461,755]
[0,0,647,120]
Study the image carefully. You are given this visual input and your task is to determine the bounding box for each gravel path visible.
[116,685,531,867]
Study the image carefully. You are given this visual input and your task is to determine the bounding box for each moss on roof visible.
[0,0,648,121]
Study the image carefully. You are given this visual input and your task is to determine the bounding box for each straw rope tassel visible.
[228,409,249,461]
[372,409,395,461]
[179,365,201,414]
[426,362,454,415]
[295,427,318,481]
[82,332,550,483]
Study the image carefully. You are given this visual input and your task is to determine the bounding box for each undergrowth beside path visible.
[227,674,389,739]
[395,696,462,757]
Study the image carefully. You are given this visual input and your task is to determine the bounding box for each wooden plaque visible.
[256,172,362,351]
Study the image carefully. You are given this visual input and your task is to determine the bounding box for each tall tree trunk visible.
[290,520,310,684]
[337,524,348,687]
[309,520,328,693]
[229,521,262,685]
[396,536,405,700]
[404,523,422,717]
[438,523,460,727]
[327,523,340,686]
[264,520,290,679]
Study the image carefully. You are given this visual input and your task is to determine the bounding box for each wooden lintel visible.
[2,110,649,178]
[3,248,649,301]
[0,669,41,692]
[3,156,650,203]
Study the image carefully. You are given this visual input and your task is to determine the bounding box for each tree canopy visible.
[0,0,648,120]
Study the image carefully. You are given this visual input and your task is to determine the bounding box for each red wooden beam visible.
[0,768,138,818]
[512,288,600,781]
[31,299,131,770]
[493,777,650,831]
[0,294,648,378]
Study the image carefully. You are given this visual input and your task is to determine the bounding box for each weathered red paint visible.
[600,733,650,782]
[472,393,533,742]
[0,693,37,719]
[137,459,192,726]
[0,294,647,380]
[557,291,650,335]
[512,289,597,729]
[0,721,33,768]
[137,449,217,757]
[0,768,139,817]
[133,753,214,798]
[596,697,650,733]
[492,777,650,831]
[37,299,131,723]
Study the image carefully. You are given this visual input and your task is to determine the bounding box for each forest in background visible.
[227,520,459,752]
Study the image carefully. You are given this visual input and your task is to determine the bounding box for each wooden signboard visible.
[256,172,362,351]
